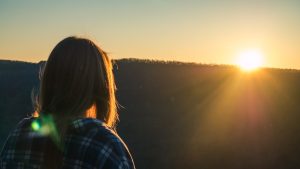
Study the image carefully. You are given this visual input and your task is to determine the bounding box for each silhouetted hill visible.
[1,59,300,169]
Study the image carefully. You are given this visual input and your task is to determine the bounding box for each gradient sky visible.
[0,0,299,69]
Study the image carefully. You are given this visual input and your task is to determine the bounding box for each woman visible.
[0,37,135,169]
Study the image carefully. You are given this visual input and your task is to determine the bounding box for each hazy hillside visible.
[1,59,300,169]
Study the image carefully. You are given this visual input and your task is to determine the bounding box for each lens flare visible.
[31,121,41,131]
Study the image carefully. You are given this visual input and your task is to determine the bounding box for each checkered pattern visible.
[0,117,135,169]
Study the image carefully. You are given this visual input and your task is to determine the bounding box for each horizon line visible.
[1,58,299,72]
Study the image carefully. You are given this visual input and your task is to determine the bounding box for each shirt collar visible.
[70,118,106,130]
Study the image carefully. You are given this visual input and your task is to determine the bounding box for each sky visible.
[0,0,300,69]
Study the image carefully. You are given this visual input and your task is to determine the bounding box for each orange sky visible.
[0,0,299,69]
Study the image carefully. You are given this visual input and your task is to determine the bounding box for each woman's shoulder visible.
[0,117,35,151]
[67,118,127,149]
[63,118,135,168]
[0,116,48,167]
[8,117,35,135]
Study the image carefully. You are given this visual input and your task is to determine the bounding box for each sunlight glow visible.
[236,49,264,71]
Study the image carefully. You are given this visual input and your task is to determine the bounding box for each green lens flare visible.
[31,121,41,131]
[30,115,63,151]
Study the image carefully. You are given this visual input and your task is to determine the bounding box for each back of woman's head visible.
[37,36,117,127]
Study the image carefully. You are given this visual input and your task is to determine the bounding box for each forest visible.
[1,59,300,169]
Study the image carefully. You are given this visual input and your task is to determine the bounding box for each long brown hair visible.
[35,36,118,128]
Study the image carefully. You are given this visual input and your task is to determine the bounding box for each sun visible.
[236,49,264,72]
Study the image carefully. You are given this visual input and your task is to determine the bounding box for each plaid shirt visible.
[0,117,135,169]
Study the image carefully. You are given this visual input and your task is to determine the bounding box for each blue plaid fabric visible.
[0,117,135,169]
